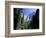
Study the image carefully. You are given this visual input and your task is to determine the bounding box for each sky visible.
[22,8,37,15]
[22,8,37,21]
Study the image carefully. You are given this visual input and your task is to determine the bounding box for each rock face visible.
[27,9,39,29]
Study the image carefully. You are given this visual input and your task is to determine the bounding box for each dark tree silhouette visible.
[31,9,39,29]
[14,8,23,30]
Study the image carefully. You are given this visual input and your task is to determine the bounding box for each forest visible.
[14,8,39,30]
